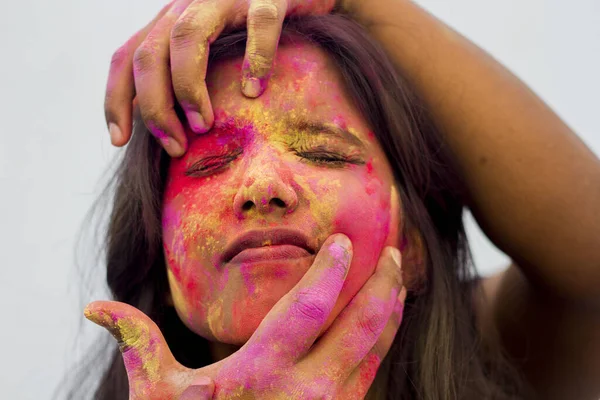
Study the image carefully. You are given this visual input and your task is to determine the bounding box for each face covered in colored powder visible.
[162,38,403,346]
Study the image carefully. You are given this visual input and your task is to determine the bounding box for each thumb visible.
[178,376,215,400]
[84,301,179,397]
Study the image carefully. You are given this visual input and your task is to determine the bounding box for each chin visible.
[174,294,286,346]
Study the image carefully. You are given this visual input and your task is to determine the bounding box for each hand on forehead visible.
[199,41,374,148]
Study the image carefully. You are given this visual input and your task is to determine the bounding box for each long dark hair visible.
[58,12,533,400]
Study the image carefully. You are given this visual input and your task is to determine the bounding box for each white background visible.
[0,0,598,398]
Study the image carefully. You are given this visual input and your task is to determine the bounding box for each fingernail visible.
[109,122,122,143]
[191,376,212,386]
[242,77,262,98]
[187,111,209,134]
[334,234,351,250]
[180,381,213,400]
[390,248,401,269]
[160,137,184,157]
[83,305,120,338]
[83,305,96,322]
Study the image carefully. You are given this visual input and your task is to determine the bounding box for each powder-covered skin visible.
[162,39,403,348]
[83,301,198,399]
[84,237,406,398]
[91,5,410,397]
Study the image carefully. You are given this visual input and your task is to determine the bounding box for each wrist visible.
[336,0,411,27]
[336,0,361,16]
[336,0,384,26]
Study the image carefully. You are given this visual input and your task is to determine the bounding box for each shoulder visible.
[471,263,600,400]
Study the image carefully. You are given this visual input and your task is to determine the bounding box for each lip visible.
[229,245,312,264]
[222,228,316,265]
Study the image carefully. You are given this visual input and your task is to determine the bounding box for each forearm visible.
[343,0,600,304]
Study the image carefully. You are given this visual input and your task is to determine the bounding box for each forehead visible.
[205,41,372,141]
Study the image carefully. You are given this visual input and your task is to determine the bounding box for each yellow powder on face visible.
[239,81,346,228]
[178,204,228,262]
[294,173,339,231]
[317,176,341,189]
[207,297,225,339]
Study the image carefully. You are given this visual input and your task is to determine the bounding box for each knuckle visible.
[132,45,158,74]
[172,82,198,104]
[248,2,281,28]
[369,341,385,362]
[171,15,201,47]
[300,385,332,400]
[247,50,273,75]
[139,107,167,135]
[291,289,331,324]
[357,302,386,339]
[110,44,130,70]
[140,106,160,122]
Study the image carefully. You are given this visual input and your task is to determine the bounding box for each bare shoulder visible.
[473,263,600,400]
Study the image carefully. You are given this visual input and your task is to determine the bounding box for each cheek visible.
[332,164,395,279]
[163,186,227,270]
[315,165,396,335]
[162,165,238,316]
[163,159,239,260]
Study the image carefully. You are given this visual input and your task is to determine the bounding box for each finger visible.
[133,0,196,157]
[83,301,179,394]
[245,234,353,362]
[170,0,234,134]
[241,0,286,98]
[105,1,178,147]
[305,247,404,381]
[343,286,407,397]
[179,376,215,400]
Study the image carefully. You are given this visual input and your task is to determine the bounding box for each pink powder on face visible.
[239,262,256,296]
[332,115,348,130]
[162,42,401,347]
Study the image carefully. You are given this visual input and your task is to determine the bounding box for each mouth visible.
[222,228,316,265]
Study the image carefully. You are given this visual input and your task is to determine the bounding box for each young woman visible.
[68,1,600,399]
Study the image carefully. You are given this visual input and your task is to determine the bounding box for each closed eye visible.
[185,148,242,177]
[294,149,365,168]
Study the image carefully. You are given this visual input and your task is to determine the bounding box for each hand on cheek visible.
[83,301,215,400]
[85,234,407,399]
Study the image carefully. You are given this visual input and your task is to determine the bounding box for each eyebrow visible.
[284,118,366,149]
[211,117,366,149]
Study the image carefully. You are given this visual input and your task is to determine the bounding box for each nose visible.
[232,155,299,218]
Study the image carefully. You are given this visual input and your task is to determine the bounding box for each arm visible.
[340,0,600,397]
[340,0,600,304]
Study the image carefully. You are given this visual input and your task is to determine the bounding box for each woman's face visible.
[163,40,403,345]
